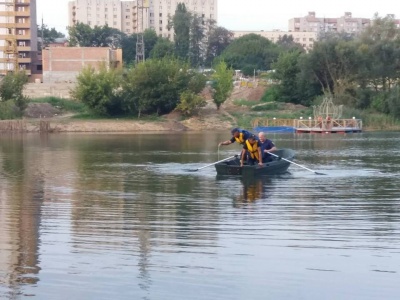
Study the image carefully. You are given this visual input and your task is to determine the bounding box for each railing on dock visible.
[252,118,363,132]
[294,118,363,131]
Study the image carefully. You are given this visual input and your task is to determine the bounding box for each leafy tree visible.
[121,57,206,117]
[212,61,233,109]
[0,71,29,117]
[71,63,123,116]
[68,22,123,47]
[176,91,206,116]
[37,24,65,48]
[217,34,280,72]
[169,3,191,60]
[150,38,175,59]
[205,26,233,66]
[189,14,206,67]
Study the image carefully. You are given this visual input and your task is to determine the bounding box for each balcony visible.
[17,46,31,51]
[16,0,30,6]
[17,57,31,64]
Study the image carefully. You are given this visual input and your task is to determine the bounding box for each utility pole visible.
[135,0,145,64]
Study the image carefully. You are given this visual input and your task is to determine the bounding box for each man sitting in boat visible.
[258,132,277,162]
[241,135,263,167]
[218,128,253,147]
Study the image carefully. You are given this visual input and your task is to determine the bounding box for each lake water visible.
[0,131,399,300]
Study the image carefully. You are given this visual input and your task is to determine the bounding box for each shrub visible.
[176,91,206,116]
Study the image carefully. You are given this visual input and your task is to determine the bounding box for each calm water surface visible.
[0,131,399,299]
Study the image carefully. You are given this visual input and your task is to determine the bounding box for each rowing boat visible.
[214,148,295,176]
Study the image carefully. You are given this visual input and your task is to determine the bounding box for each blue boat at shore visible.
[254,126,295,133]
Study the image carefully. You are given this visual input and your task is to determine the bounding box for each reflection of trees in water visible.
[0,135,44,297]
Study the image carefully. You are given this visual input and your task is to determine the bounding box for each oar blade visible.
[314,171,327,175]
[184,169,199,172]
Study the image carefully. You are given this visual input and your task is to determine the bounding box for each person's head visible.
[231,128,240,138]
[258,132,266,142]
[247,134,257,144]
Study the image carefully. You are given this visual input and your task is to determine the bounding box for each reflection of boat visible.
[215,149,294,177]
[216,175,275,205]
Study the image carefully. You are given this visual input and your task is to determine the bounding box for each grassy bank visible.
[30,97,86,113]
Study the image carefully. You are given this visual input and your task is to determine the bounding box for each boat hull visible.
[215,149,295,176]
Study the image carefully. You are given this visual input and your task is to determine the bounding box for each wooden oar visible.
[269,152,326,175]
[185,155,237,172]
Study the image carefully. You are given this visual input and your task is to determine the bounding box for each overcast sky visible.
[37,0,398,34]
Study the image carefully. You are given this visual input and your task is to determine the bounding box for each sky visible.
[37,0,398,34]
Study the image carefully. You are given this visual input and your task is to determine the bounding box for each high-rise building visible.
[68,0,218,37]
[0,0,38,76]
[69,0,141,35]
[150,0,218,38]
[289,12,371,34]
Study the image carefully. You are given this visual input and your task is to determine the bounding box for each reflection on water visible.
[1,132,400,299]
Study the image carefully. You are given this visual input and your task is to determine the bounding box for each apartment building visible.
[68,0,218,37]
[149,0,218,38]
[69,0,142,35]
[0,0,38,76]
[289,12,371,34]
[233,30,317,51]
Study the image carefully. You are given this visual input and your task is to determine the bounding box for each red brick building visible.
[42,47,122,83]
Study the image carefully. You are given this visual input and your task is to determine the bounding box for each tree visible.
[68,22,123,47]
[121,57,206,117]
[205,26,233,66]
[71,63,123,116]
[37,24,65,48]
[217,34,280,73]
[176,91,206,116]
[0,71,30,117]
[212,61,234,109]
[150,38,175,59]
[169,3,191,60]
[189,14,206,67]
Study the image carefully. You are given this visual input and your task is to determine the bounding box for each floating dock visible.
[252,118,362,134]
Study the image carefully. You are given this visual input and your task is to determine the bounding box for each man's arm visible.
[258,147,263,165]
[219,137,235,146]
[219,140,233,146]
[240,148,246,167]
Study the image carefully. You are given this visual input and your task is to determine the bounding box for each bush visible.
[176,91,206,116]
[0,101,17,120]
[71,64,123,116]
[0,71,29,117]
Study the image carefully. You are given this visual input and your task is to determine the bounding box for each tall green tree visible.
[212,61,234,109]
[189,14,206,67]
[169,3,191,60]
